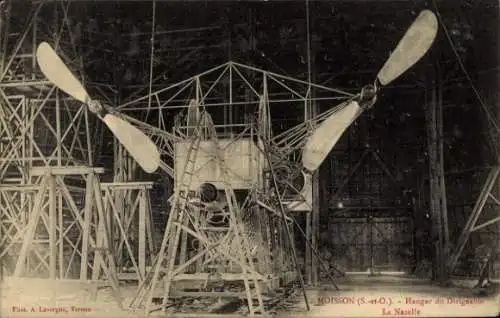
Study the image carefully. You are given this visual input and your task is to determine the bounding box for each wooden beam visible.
[80,173,93,280]
[256,199,293,221]
[309,17,319,284]
[101,181,154,189]
[13,176,48,276]
[0,185,40,191]
[169,290,267,299]
[425,67,447,282]
[437,63,450,258]
[138,190,146,279]
[306,211,312,284]
[30,166,105,176]
[311,124,319,285]
[48,175,56,279]
[447,166,500,272]
[171,273,266,281]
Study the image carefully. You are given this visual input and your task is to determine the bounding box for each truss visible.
[0,1,156,306]
[131,111,300,316]
[116,60,357,178]
[447,166,500,275]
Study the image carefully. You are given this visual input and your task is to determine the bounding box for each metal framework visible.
[116,61,353,171]
[116,62,353,315]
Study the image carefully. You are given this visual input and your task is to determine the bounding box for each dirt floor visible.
[1,275,498,317]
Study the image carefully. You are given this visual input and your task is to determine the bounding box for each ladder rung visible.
[199,227,229,231]
[90,247,110,251]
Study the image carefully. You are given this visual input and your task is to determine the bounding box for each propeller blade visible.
[102,114,160,173]
[377,10,438,86]
[36,42,90,104]
[302,101,363,172]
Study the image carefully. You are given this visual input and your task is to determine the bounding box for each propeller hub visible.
[88,99,104,115]
[358,85,378,109]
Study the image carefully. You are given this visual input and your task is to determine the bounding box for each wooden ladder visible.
[131,117,204,314]
[205,112,266,316]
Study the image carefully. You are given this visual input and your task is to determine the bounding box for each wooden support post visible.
[139,189,146,278]
[93,176,123,307]
[80,173,93,280]
[13,176,48,276]
[437,64,450,259]
[369,214,375,275]
[49,173,57,302]
[194,205,203,273]
[311,109,319,286]
[428,82,441,280]
[91,217,104,280]
[48,174,57,279]
[308,11,319,283]
[145,193,154,263]
[305,212,312,284]
[493,6,500,276]
[55,89,61,165]
[58,191,63,278]
[0,1,8,75]
[425,69,447,282]
[179,216,189,267]
[114,149,125,268]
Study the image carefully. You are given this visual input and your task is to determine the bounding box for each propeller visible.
[377,10,438,86]
[302,10,438,172]
[36,42,161,174]
[302,101,362,172]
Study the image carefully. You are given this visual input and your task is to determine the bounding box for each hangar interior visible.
[0,0,499,316]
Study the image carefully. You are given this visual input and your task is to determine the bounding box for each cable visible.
[305,0,314,128]
[432,0,499,136]
[305,0,312,87]
[145,0,156,122]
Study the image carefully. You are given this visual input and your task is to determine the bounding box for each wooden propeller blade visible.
[302,101,362,172]
[102,114,160,174]
[377,10,438,86]
[36,42,90,104]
